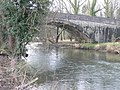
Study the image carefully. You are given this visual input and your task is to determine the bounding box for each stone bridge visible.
[47,12,120,43]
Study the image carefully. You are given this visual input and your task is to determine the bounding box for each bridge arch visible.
[47,20,89,42]
[46,13,120,43]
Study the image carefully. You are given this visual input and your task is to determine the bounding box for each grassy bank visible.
[76,42,120,54]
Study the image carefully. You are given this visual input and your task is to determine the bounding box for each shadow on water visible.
[26,43,120,90]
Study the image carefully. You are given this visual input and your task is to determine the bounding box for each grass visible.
[80,43,96,49]
[80,42,120,50]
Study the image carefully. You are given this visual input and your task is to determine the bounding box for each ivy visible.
[0,0,51,58]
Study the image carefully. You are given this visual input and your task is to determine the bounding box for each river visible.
[26,43,120,90]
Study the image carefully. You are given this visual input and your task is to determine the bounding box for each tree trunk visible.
[8,35,16,52]
[56,27,59,43]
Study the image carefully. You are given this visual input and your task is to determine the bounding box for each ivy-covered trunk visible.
[0,0,51,58]
[8,35,16,52]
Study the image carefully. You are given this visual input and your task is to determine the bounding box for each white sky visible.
[50,0,104,12]
[50,0,119,17]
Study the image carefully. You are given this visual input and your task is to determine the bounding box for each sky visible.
[50,0,119,17]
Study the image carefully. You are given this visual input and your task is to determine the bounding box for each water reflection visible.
[26,43,120,90]
[26,45,63,72]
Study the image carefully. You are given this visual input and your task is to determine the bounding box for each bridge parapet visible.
[47,12,120,43]
[47,12,120,28]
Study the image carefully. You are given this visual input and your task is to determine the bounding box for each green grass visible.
[80,42,120,50]
[81,43,96,49]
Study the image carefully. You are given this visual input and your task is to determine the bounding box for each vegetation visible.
[79,42,120,54]
[67,0,86,14]
[0,0,50,58]
[116,8,120,19]
[88,0,102,16]
[0,0,51,89]
[103,0,118,18]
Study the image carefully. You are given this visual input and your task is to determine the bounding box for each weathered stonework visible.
[47,12,120,43]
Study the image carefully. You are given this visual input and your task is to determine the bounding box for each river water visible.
[26,43,120,90]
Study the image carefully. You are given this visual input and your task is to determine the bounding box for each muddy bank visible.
[0,55,37,90]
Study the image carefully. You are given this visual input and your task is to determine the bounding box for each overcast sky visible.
[50,0,104,12]
[50,0,119,16]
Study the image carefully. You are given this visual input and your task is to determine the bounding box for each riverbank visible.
[77,42,120,54]
[0,55,37,90]
[51,41,120,55]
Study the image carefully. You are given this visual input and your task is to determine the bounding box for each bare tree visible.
[103,0,118,18]
[116,8,120,19]
[82,0,102,16]
[67,0,86,14]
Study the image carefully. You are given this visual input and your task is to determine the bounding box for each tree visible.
[103,0,118,18]
[116,8,120,19]
[84,0,102,16]
[0,0,51,58]
[67,0,86,14]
